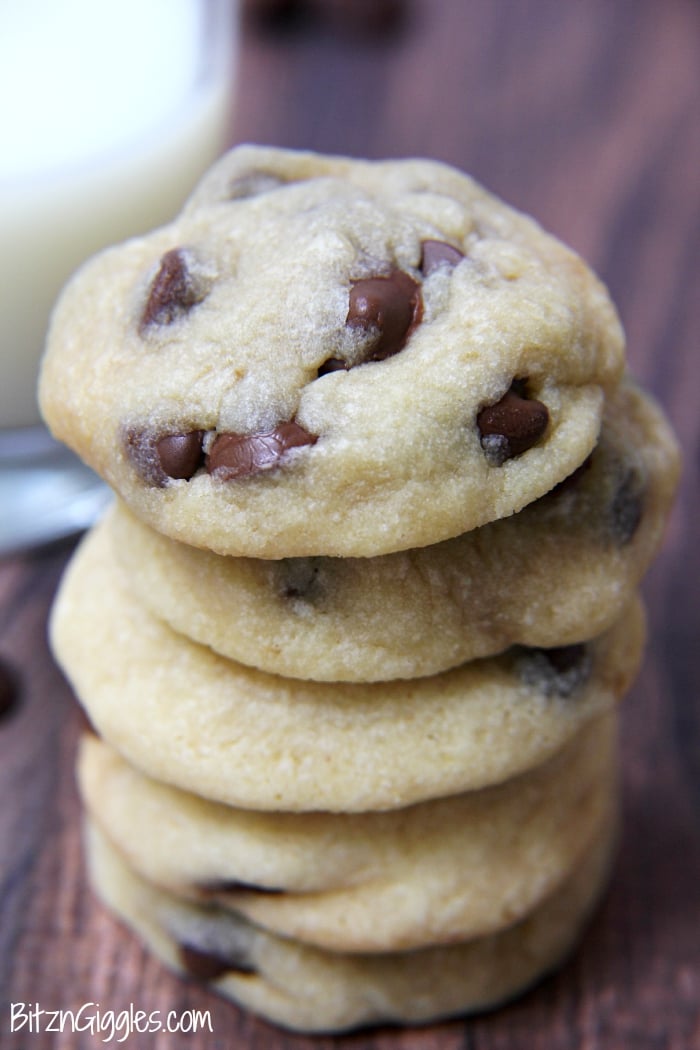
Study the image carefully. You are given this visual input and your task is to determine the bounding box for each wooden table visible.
[2,1,698,1046]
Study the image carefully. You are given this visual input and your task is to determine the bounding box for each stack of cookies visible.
[40,146,679,1033]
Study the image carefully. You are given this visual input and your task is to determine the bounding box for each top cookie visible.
[39,145,625,557]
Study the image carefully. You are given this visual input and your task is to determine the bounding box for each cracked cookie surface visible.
[40,146,624,557]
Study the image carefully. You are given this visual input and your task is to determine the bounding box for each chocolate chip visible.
[198,879,285,896]
[610,470,644,545]
[179,943,256,980]
[124,428,204,485]
[544,645,589,677]
[0,658,19,722]
[156,432,205,480]
[207,422,317,480]
[514,643,592,698]
[346,270,422,363]
[140,248,208,331]
[278,558,324,603]
[477,383,549,465]
[420,239,465,276]
[124,428,166,487]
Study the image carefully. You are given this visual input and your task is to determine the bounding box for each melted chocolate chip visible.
[179,943,256,980]
[124,428,204,486]
[477,383,549,465]
[141,249,208,330]
[156,432,205,480]
[514,643,592,698]
[610,470,644,545]
[420,239,465,276]
[0,658,19,722]
[207,422,317,480]
[346,270,422,363]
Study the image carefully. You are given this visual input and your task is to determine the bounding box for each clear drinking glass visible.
[0,0,237,555]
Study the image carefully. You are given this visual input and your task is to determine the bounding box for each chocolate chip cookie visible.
[108,377,678,681]
[79,713,616,951]
[86,809,616,1033]
[51,519,644,812]
[39,146,624,557]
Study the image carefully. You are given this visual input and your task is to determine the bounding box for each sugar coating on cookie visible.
[39,145,625,557]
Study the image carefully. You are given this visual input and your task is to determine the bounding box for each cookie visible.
[85,811,616,1033]
[39,145,624,558]
[109,377,678,681]
[51,519,644,812]
[79,712,617,951]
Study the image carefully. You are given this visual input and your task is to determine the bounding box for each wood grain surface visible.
[1,1,699,1047]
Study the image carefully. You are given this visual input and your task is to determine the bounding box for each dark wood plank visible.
[2,1,699,1047]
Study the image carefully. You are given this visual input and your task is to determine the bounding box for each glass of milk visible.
[0,0,237,555]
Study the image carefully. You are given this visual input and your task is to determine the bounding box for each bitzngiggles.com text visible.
[9,1002,214,1043]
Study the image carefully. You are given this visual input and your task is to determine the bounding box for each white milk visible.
[0,0,235,429]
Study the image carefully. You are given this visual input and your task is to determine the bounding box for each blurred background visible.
[0,2,698,1048]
